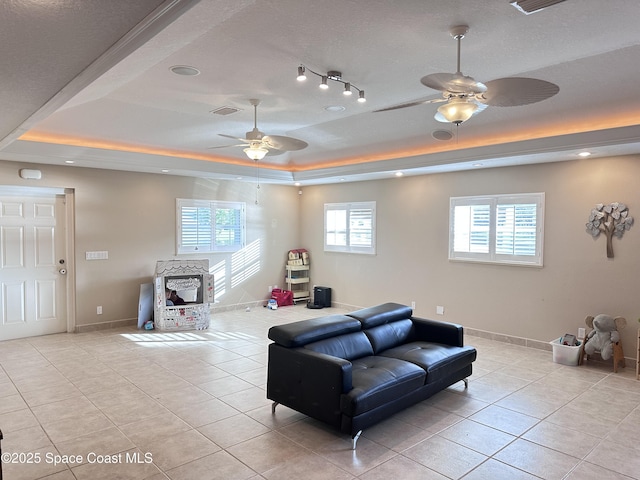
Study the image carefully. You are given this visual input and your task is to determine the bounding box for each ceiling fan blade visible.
[262,135,308,151]
[480,77,559,107]
[373,97,447,113]
[265,148,286,156]
[421,73,487,94]
[207,143,247,150]
[218,133,249,143]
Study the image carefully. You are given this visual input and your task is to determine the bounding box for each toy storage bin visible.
[549,338,582,366]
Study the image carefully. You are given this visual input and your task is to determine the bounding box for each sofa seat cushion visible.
[380,343,476,385]
[341,356,425,416]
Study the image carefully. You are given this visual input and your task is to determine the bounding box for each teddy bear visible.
[583,314,626,360]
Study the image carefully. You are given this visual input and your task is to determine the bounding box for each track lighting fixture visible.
[297,64,366,102]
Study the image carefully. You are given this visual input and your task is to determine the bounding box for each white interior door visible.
[0,194,68,341]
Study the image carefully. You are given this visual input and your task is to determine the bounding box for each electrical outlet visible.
[268,285,272,293]
[411,301,416,310]
[578,327,586,339]
[436,305,444,315]
[97,306,102,315]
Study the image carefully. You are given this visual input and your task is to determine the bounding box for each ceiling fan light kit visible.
[297,64,366,102]
[243,146,269,160]
[437,97,478,125]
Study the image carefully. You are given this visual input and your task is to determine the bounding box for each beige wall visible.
[0,160,301,328]
[300,155,640,357]
[2,155,639,358]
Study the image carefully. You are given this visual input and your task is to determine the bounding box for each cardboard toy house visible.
[153,259,214,330]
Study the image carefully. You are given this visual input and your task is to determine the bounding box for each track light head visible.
[343,83,352,96]
[297,66,306,81]
[358,90,366,103]
[319,75,329,89]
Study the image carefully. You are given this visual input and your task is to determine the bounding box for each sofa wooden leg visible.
[271,401,279,414]
[463,378,469,389]
[352,430,362,450]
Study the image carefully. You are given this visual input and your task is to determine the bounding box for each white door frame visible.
[0,185,76,333]
[63,188,76,333]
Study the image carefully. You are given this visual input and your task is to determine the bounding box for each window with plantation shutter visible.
[177,199,245,254]
[449,193,544,266]
[324,202,376,254]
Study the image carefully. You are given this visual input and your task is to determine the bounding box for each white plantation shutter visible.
[325,209,347,247]
[325,202,376,254]
[496,203,537,256]
[177,199,245,254]
[450,194,544,266]
[453,204,491,254]
[180,205,212,252]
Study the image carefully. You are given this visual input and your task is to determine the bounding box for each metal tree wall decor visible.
[586,202,634,258]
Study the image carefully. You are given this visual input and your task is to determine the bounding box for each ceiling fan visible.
[212,99,308,160]
[375,25,560,124]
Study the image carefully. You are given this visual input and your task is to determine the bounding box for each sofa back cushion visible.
[305,331,374,361]
[364,319,415,354]
[268,315,361,348]
[347,302,413,329]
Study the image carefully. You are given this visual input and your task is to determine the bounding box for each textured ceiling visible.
[2,0,640,184]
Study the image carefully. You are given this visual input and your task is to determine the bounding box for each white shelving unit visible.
[285,264,310,303]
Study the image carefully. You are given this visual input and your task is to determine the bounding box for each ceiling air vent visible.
[210,106,241,116]
[510,0,566,14]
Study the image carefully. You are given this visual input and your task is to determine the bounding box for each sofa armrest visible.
[411,317,464,347]
[267,344,352,428]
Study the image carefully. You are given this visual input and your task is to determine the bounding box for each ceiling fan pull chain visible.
[255,159,260,205]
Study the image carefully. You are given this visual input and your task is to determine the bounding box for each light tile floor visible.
[1,304,640,479]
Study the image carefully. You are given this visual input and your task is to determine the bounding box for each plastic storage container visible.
[549,338,582,366]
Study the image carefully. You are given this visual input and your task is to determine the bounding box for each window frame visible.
[324,201,376,255]
[449,193,545,267]
[176,199,246,254]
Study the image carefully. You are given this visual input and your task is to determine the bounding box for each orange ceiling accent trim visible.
[19,112,640,173]
[18,132,287,171]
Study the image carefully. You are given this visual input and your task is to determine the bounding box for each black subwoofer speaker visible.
[313,286,332,308]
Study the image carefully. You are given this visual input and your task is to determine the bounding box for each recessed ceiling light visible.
[472,163,483,167]
[170,65,200,76]
[578,151,592,157]
[395,172,404,177]
[324,105,346,112]
[161,169,170,173]
[294,182,301,186]
[64,160,74,164]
